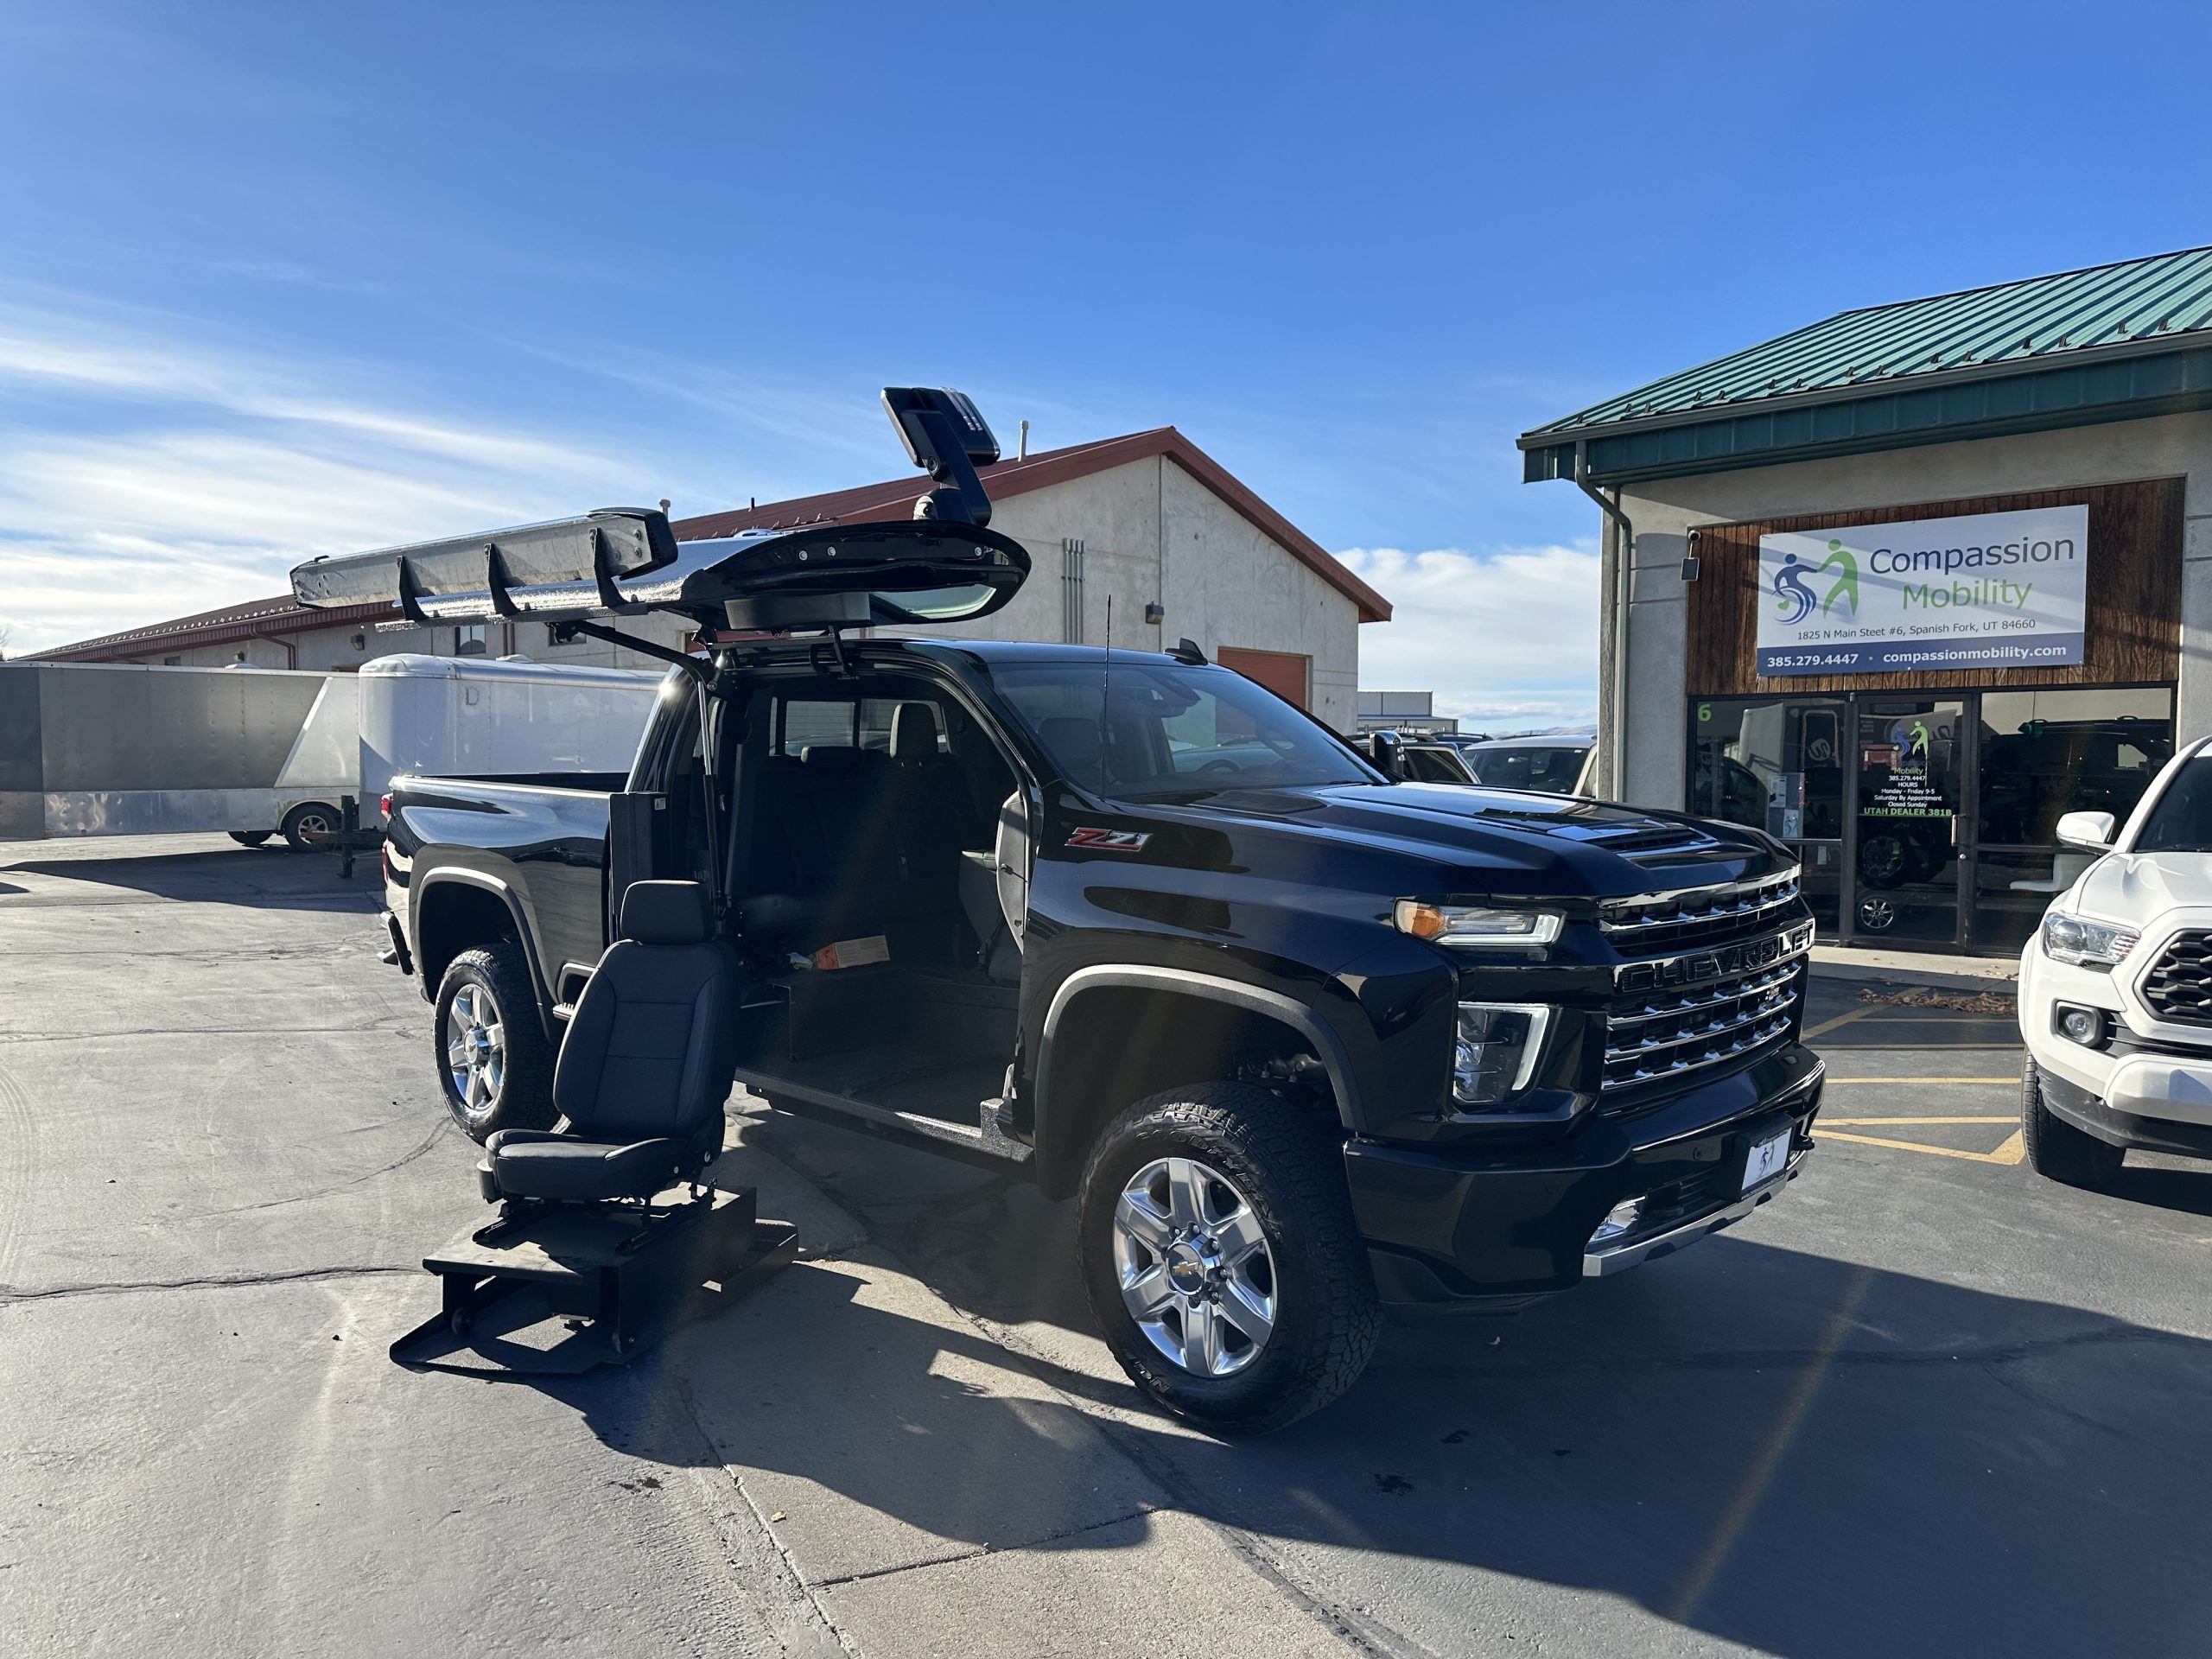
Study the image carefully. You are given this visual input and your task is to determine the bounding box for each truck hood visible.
[2069,850,2212,922]
[1160,781,1787,902]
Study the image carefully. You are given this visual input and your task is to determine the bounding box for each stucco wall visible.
[890,455,1363,734]
[1605,410,2212,809]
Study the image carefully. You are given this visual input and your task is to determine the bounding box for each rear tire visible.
[2023,1058,2124,1189]
[228,830,272,847]
[1078,1082,1379,1434]
[280,801,340,853]
[434,943,558,1142]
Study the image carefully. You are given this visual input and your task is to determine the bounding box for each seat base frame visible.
[389,1185,796,1375]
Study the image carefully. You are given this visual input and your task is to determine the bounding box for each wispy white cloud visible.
[1337,543,1599,732]
[0,296,658,652]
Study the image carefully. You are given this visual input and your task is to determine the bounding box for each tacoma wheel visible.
[2022,1058,2124,1189]
[433,944,557,1141]
[280,801,340,853]
[1078,1082,1379,1434]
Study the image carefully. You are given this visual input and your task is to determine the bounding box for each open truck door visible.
[288,388,1033,1372]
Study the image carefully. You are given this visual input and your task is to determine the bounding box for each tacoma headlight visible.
[1452,1002,1553,1108]
[2041,911,2138,969]
[1397,901,1562,950]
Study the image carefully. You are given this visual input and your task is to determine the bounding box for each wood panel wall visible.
[1684,477,2183,696]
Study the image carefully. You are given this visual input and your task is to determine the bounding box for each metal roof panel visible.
[1523,245,2212,442]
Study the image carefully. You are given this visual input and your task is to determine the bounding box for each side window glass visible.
[779,700,856,756]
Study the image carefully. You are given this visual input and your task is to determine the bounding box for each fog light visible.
[1590,1198,1643,1245]
[2055,1003,2109,1048]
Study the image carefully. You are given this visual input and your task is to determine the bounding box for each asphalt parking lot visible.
[5,837,2211,1658]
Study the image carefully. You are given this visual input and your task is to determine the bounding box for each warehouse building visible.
[35,426,1389,734]
[1521,245,2212,954]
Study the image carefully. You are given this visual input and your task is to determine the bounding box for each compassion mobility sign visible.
[1755,504,2088,677]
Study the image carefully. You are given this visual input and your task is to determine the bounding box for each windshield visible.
[2133,756,2212,852]
[1463,744,1589,793]
[990,659,1380,798]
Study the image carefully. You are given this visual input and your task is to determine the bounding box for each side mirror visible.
[2056,810,2117,851]
[1366,730,1401,777]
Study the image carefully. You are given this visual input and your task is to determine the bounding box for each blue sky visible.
[4,3,2211,724]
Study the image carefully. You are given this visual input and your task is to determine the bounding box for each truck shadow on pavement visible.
[515,1131,2212,1659]
[1,846,378,913]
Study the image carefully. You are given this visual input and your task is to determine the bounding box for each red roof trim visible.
[672,427,1390,624]
[30,597,399,662]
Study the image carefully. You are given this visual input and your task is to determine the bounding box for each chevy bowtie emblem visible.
[1067,827,1150,852]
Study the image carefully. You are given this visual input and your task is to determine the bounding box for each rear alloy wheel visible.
[1079,1082,1379,1434]
[280,801,340,853]
[433,944,557,1141]
[2022,1058,2124,1189]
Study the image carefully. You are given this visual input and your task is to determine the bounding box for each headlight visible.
[1452,1002,1553,1108]
[1397,901,1562,950]
[2041,911,2138,969]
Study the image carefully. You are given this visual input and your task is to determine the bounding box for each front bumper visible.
[1344,1041,1824,1309]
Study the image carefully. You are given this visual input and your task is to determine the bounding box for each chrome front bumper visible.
[1581,1145,1811,1278]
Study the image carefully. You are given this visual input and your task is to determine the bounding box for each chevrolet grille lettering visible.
[1614,922,1814,994]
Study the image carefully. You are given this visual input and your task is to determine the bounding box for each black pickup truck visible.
[300,388,1824,1431]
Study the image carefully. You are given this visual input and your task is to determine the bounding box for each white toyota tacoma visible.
[2019,734,2212,1187]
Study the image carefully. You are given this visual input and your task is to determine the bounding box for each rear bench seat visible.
[738,745,911,954]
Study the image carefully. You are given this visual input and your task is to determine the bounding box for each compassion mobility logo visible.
[1774,539,1860,626]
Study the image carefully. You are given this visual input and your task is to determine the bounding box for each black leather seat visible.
[482,880,738,1204]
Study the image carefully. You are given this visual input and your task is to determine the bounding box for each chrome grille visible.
[1603,953,1803,1094]
[1599,870,1802,954]
[2141,931,2212,1027]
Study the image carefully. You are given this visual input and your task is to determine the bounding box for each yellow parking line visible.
[1802,1008,1870,1040]
[1819,1128,2026,1165]
[1821,1115,2011,1125]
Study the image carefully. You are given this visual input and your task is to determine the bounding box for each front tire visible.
[228,830,272,847]
[2023,1058,2124,1189]
[434,944,557,1141]
[1078,1082,1379,1434]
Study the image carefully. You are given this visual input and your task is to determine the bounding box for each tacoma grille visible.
[1599,870,1802,955]
[1603,951,1803,1095]
[2141,931,2212,1027]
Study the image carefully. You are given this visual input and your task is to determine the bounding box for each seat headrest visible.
[891,702,939,760]
[620,880,712,945]
[1039,716,1103,775]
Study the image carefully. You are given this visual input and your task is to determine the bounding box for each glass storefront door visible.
[1850,699,1967,945]
[1691,696,1847,935]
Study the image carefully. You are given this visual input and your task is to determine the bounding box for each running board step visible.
[734,1070,1033,1166]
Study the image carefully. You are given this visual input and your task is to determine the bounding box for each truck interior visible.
[649,664,1034,1148]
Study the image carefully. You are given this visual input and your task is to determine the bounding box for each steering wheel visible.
[1198,760,1241,776]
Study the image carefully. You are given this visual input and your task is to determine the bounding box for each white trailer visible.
[356,654,663,810]
[0,662,358,849]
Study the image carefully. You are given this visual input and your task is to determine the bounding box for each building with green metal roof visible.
[1521,246,2210,954]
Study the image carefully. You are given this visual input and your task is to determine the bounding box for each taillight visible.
[378,793,391,820]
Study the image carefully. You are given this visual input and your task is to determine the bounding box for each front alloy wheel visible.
[1079,1081,1379,1434]
[1113,1155,1277,1378]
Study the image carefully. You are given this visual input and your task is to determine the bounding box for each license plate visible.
[1743,1126,1791,1191]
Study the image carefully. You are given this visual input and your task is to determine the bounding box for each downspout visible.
[1573,440,1633,802]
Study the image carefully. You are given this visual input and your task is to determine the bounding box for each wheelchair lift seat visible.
[391,880,794,1374]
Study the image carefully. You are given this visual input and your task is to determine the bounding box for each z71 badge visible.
[1066,827,1150,852]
